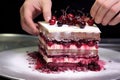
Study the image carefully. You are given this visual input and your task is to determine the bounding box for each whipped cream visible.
[38,21,101,33]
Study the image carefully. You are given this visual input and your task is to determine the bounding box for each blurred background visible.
[0,0,120,38]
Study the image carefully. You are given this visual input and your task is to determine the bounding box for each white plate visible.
[0,46,120,80]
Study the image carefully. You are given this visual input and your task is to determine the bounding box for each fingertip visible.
[43,9,51,22]
[44,16,51,22]
[90,9,94,18]
[32,29,39,36]
[42,2,52,22]
[108,21,117,26]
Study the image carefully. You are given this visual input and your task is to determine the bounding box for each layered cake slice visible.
[37,14,101,71]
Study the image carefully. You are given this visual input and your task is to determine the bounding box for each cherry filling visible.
[39,33,99,48]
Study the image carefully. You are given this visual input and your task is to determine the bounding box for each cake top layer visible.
[38,21,101,33]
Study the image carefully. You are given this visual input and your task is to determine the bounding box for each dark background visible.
[0,0,27,34]
[0,0,120,38]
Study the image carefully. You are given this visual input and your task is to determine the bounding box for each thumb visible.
[42,1,52,22]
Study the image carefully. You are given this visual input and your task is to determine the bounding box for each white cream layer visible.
[38,21,101,33]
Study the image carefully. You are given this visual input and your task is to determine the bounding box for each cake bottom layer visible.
[28,52,104,73]
[40,50,99,63]
[44,55,100,71]
[46,61,101,71]
[39,49,100,71]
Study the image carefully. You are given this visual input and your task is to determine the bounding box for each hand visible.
[90,0,120,26]
[20,0,52,35]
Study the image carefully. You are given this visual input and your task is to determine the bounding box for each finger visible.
[42,1,52,22]
[109,13,120,25]
[21,21,39,35]
[102,1,120,25]
[90,0,105,18]
[94,0,118,24]
[20,5,39,35]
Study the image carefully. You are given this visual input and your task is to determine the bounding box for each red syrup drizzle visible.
[27,51,106,73]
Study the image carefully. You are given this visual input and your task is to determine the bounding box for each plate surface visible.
[0,46,120,80]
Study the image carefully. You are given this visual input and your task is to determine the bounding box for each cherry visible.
[57,21,63,27]
[48,11,95,28]
[59,15,66,20]
[81,15,87,20]
[88,62,100,71]
[63,42,71,48]
[67,13,74,18]
[49,19,56,25]
[73,16,81,25]
[51,16,56,20]
[77,21,86,28]
[47,41,53,46]
[75,42,82,48]
[87,19,94,26]
[59,15,67,24]
[87,41,94,46]
[35,59,43,69]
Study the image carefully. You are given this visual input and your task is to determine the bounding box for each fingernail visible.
[95,19,101,24]
[46,16,51,22]
[102,22,107,26]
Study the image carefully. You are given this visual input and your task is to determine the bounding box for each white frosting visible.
[38,21,101,33]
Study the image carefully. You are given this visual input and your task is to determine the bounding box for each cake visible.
[37,13,101,72]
